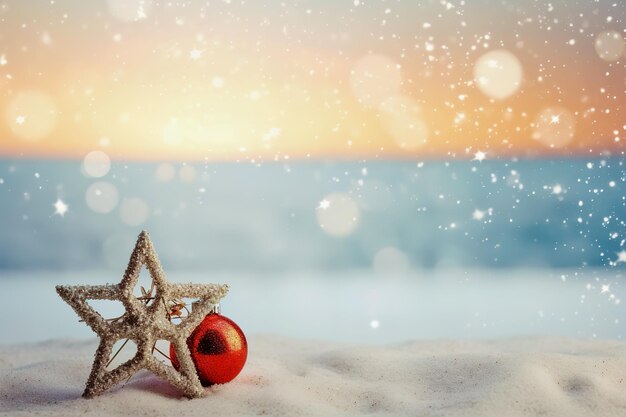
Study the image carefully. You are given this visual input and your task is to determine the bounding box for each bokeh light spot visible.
[85,182,119,214]
[594,31,625,62]
[316,192,360,237]
[379,96,428,150]
[82,151,111,178]
[532,107,576,148]
[155,163,176,182]
[119,197,150,226]
[179,165,197,182]
[474,50,523,100]
[107,0,152,22]
[350,54,402,107]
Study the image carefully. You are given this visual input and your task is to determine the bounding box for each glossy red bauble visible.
[170,313,247,386]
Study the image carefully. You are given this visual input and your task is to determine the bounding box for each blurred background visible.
[0,0,624,344]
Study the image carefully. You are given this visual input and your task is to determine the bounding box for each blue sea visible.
[0,158,623,271]
[0,158,624,344]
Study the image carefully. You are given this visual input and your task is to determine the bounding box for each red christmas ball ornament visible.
[170,310,247,386]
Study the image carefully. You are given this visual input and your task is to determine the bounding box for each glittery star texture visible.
[56,230,229,399]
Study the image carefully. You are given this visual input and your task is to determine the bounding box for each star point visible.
[189,48,203,60]
[472,209,485,220]
[473,150,487,162]
[318,199,330,210]
[53,198,68,217]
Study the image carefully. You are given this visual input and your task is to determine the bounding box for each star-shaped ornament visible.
[56,231,229,398]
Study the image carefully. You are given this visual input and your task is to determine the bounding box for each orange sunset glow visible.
[0,1,624,161]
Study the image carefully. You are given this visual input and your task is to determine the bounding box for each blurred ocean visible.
[0,158,625,344]
[0,158,623,271]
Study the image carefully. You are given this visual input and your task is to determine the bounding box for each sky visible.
[0,0,624,161]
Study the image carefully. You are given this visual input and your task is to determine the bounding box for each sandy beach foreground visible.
[1,335,625,416]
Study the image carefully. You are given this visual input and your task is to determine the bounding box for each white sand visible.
[1,335,626,416]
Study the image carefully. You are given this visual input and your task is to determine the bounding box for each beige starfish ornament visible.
[56,230,229,398]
